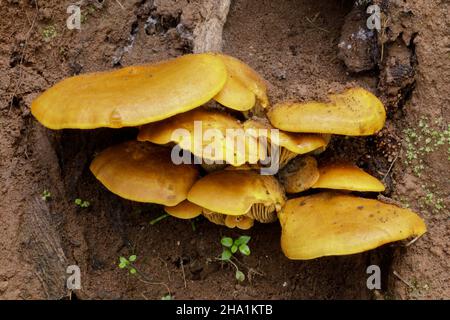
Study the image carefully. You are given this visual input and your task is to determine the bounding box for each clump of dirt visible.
[374,0,450,299]
[0,0,448,300]
[337,4,378,73]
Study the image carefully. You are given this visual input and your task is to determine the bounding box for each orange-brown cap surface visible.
[164,200,203,219]
[138,108,261,166]
[214,54,269,109]
[90,141,198,206]
[225,215,254,230]
[279,156,320,193]
[187,170,285,216]
[32,54,227,129]
[312,163,385,192]
[267,88,386,136]
[279,192,427,260]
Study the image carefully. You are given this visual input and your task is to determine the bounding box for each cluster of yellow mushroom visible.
[31,53,426,260]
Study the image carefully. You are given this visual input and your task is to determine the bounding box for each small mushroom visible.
[31,53,227,129]
[312,163,385,192]
[243,117,326,168]
[202,208,253,230]
[89,141,198,206]
[279,192,427,260]
[225,215,254,230]
[213,54,269,111]
[164,200,202,219]
[137,108,261,166]
[267,88,386,136]
[187,170,285,225]
[278,156,320,193]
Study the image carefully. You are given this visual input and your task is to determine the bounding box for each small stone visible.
[0,281,9,294]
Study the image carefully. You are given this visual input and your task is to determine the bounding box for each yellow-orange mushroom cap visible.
[137,108,261,166]
[187,170,285,216]
[90,141,198,206]
[312,163,385,192]
[31,53,227,129]
[214,73,256,111]
[164,200,202,219]
[225,215,254,230]
[213,54,269,109]
[279,192,427,260]
[279,156,320,193]
[267,88,386,136]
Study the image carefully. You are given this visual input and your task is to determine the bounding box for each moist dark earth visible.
[0,0,448,299]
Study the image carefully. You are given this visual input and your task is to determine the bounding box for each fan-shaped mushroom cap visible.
[137,108,260,166]
[31,54,227,129]
[267,88,386,136]
[279,156,320,193]
[90,141,198,206]
[312,163,385,192]
[279,192,427,260]
[187,170,285,216]
[164,200,202,219]
[213,54,269,109]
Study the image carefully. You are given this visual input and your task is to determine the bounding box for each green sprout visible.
[420,187,447,214]
[150,213,169,225]
[117,254,172,298]
[42,25,57,41]
[75,198,90,208]
[41,190,51,201]
[219,235,251,282]
[118,255,137,275]
[403,117,449,177]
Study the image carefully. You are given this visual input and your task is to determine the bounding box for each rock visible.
[337,6,377,73]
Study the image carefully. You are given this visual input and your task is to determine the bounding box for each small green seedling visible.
[150,213,169,225]
[161,294,173,300]
[118,255,137,275]
[41,190,51,201]
[219,235,251,282]
[190,216,203,232]
[75,198,90,208]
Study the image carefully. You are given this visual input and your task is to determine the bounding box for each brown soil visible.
[0,0,448,299]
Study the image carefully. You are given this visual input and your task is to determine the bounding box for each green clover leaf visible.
[221,248,232,261]
[235,270,245,282]
[221,237,233,248]
[239,244,250,256]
